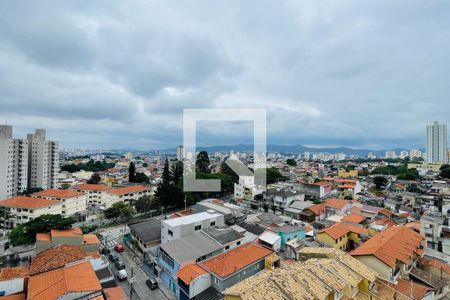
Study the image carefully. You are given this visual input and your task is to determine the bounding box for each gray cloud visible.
[0,0,449,149]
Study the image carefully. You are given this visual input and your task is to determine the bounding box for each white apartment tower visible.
[27,129,59,190]
[426,121,448,163]
[0,125,29,199]
[176,145,184,161]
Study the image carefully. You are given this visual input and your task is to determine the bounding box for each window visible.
[168,230,173,237]
[194,225,201,231]
[225,245,230,250]
[210,221,216,226]
[237,241,241,246]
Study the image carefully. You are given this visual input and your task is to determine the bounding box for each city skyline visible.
[1,2,450,149]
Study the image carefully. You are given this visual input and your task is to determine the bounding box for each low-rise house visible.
[283,200,313,220]
[128,219,161,261]
[192,198,245,225]
[317,223,368,251]
[0,196,62,230]
[161,211,224,244]
[351,226,425,281]
[324,198,352,217]
[104,185,151,206]
[368,218,396,236]
[273,225,305,251]
[342,213,366,225]
[177,264,211,300]
[203,226,245,251]
[224,247,378,300]
[32,189,87,218]
[27,261,102,300]
[157,232,223,298]
[261,188,304,213]
[0,267,29,297]
[199,243,274,292]
[35,228,100,254]
[257,230,281,252]
[301,202,326,222]
[420,212,449,254]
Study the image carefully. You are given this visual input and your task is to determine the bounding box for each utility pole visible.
[130,266,134,299]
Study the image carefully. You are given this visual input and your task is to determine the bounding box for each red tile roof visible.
[0,267,29,280]
[0,196,60,209]
[319,223,368,240]
[103,286,128,300]
[418,258,450,275]
[312,181,330,186]
[36,233,51,241]
[342,213,366,224]
[51,228,82,237]
[108,185,149,195]
[30,245,87,275]
[83,234,100,245]
[383,278,431,300]
[73,184,111,191]
[351,226,424,268]
[27,261,101,300]
[373,218,396,228]
[0,294,26,300]
[324,198,350,209]
[200,243,273,278]
[308,203,325,215]
[33,189,85,198]
[177,264,208,285]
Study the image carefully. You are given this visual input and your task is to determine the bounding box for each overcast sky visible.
[1,1,449,150]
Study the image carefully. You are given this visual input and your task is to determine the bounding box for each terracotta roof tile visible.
[177,264,208,285]
[0,267,29,280]
[51,228,82,237]
[33,189,85,198]
[0,294,26,300]
[308,203,325,215]
[103,286,129,300]
[418,258,450,275]
[73,184,111,191]
[351,226,424,267]
[27,261,101,300]
[0,196,60,209]
[325,198,350,209]
[108,185,149,195]
[83,234,100,245]
[382,278,431,300]
[30,245,87,275]
[200,243,273,278]
[342,213,366,224]
[319,223,368,240]
[36,233,51,241]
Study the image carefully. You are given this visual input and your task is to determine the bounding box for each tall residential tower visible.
[426,121,448,163]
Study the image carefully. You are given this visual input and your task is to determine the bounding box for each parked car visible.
[145,278,158,290]
[117,269,127,281]
[109,254,119,262]
[100,247,111,255]
[115,261,126,270]
[114,244,125,253]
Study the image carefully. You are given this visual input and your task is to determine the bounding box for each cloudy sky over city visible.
[0,1,449,150]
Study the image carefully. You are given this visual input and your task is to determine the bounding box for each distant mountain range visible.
[160,144,424,157]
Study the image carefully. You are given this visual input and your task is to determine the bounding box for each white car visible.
[117,269,127,281]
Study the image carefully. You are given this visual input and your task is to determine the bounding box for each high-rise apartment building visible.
[385,150,396,159]
[0,126,58,200]
[426,121,448,163]
[176,145,184,161]
[409,149,422,159]
[0,125,29,199]
[27,129,59,190]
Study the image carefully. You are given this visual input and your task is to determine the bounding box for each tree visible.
[8,214,76,246]
[220,161,239,183]
[19,187,43,196]
[134,196,153,213]
[128,162,136,182]
[172,160,183,186]
[373,176,388,189]
[134,172,149,183]
[196,151,210,173]
[60,183,70,190]
[440,166,450,179]
[87,173,101,184]
[286,158,297,166]
[104,202,134,220]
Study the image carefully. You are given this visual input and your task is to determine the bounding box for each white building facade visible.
[426,121,448,163]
